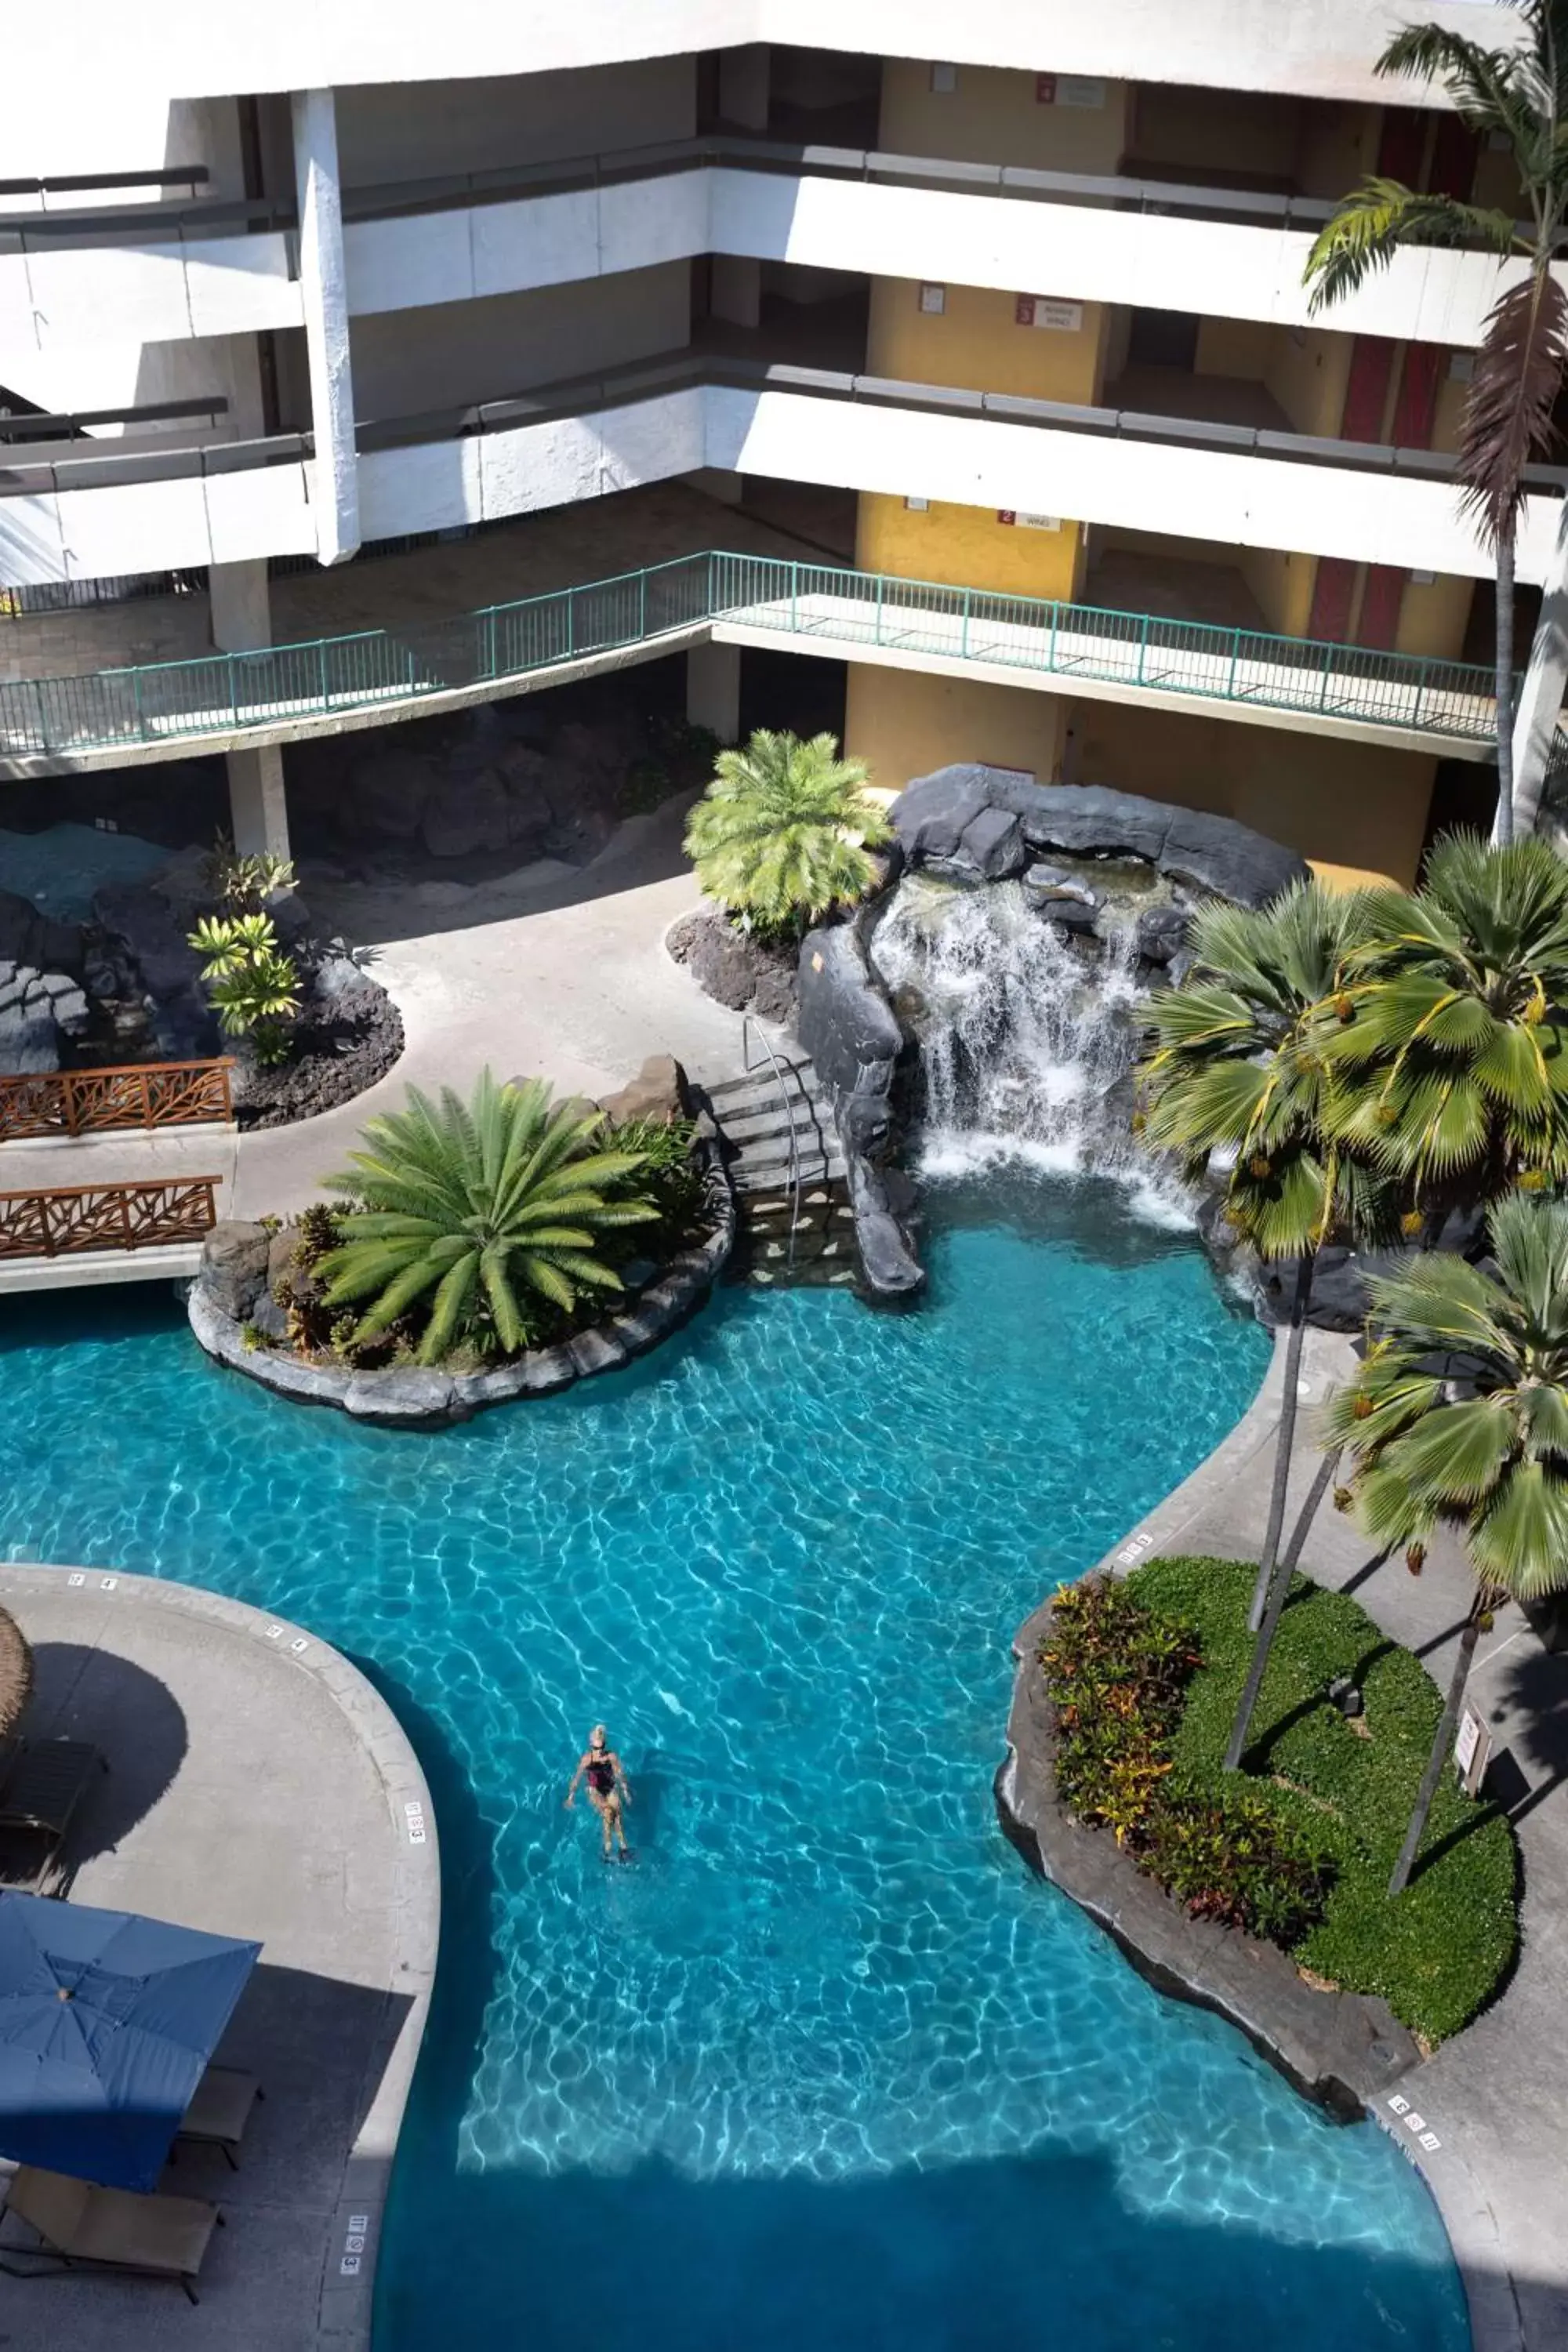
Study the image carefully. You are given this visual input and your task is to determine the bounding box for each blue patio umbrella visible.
[0,1892,260,2193]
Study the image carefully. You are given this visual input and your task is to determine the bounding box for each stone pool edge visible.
[996,1327,1523,2352]
[187,1145,735,1428]
[1,1564,441,2352]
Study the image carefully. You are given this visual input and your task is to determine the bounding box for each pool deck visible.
[1091,1327,1568,2352]
[0,1566,438,2352]
[2,801,751,1240]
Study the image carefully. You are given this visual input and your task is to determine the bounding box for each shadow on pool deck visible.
[0,1640,189,1889]
[0,1960,411,2344]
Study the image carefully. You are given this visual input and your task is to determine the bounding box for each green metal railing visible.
[0,551,1504,761]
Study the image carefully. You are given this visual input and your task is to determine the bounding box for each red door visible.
[1357,567,1406,649]
[1428,114,1479,198]
[1308,559,1358,642]
[1340,339,1397,442]
[1377,107,1428,183]
[1391,343,1442,447]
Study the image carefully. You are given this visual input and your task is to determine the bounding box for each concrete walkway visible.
[0,1566,437,2351]
[1098,1326,1568,2352]
[0,797,756,1228]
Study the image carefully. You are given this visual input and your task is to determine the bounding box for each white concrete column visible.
[209,557,272,654]
[718,44,769,130]
[688,641,742,743]
[292,88,359,568]
[1511,499,1568,837]
[227,745,291,862]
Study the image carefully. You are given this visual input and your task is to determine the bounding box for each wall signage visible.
[1454,1701,1491,1798]
[1037,73,1106,107]
[918,282,947,314]
[1015,295,1083,331]
[997,511,1062,531]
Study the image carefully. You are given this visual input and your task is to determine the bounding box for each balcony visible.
[4,336,1564,590]
[2,125,1536,366]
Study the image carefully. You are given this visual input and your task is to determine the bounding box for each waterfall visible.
[871,874,1188,1221]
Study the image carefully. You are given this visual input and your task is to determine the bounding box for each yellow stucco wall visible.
[1396,573,1475,661]
[856,494,1084,600]
[1194,317,1273,381]
[846,663,1068,792]
[1127,83,1301,181]
[861,276,1104,604]
[1236,545,1316,638]
[866,277,1108,405]
[877,59,1128,173]
[845,662,1435,885]
[1265,325,1356,441]
[1295,101,1383,201]
[1067,697,1436,884]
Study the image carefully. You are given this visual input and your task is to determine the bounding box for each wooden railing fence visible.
[0,1178,220,1260]
[0,1058,234,1142]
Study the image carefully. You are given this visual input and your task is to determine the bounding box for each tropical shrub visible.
[201,832,298,911]
[1128,1557,1519,2043]
[619,716,722,818]
[187,910,302,1065]
[314,1071,659,1365]
[684,728,891,937]
[1041,1575,1333,1947]
[607,1114,705,1243]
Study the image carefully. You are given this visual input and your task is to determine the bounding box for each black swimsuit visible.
[586,1755,616,1798]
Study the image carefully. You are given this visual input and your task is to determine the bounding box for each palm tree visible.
[315,1071,658,1365]
[1323,1192,1568,1892]
[1140,883,1397,1767]
[1319,831,1568,1215]
[1302,0,1568,842]
[684,728,891,935]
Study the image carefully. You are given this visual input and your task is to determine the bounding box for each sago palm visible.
[1324,1192,1568,1891]
[1303,0,1568,840]
[1319,831,1568,1213]
[684,729,891,934]
[314,1071,658,1364]
[1140,884,1399,1767]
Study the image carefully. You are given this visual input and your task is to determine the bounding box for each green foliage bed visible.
[1049,1556,1519,2045]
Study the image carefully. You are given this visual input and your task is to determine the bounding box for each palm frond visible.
[1459,268,1568,551]
[1305,183,1517,311]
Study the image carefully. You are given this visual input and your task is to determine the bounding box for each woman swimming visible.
[565,1724,631,1859]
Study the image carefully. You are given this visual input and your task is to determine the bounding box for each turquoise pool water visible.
[0,1176,1467,2351]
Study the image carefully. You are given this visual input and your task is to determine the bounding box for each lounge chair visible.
[0,2164,223,2303]
[0,1741,107,1886]
[175,2065,263,2169]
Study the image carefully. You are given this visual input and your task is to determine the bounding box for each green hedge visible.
[1123,1557,1519,2045]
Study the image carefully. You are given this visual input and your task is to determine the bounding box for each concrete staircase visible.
[702,1058,858,1287]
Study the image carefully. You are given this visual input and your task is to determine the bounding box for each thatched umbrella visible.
[0,1608,33,1742]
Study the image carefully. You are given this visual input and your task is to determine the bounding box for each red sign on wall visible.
[1036,74,1056,104]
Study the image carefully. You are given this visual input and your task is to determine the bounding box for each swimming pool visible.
[0,1174,1468,2351]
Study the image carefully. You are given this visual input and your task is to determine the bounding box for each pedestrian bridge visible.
[0,551,1506,778]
